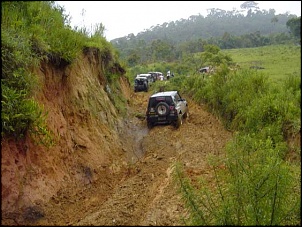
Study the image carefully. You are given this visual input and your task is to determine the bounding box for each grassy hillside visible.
[222,44,301,82]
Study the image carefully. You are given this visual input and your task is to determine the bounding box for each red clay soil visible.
[1,51,232,225]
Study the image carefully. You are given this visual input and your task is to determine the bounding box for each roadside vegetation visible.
[1,1,126,145]
[162,45,300,225]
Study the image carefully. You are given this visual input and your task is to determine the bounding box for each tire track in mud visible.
[74,91,232,226]
[22,90,232,226]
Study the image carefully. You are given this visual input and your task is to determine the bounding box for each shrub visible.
[174,135,300,225]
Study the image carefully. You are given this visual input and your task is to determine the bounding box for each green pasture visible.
[223,44,301,82]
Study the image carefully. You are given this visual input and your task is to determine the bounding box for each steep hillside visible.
[1,47,135,223]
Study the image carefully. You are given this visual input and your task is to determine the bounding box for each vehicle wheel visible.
[147,121,153,129]
[175,115,182,129]
[155,102,170,116]
[183,111,189,119]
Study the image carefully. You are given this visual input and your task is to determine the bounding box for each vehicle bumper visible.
[146,114,178,124]
[134,85,147,91]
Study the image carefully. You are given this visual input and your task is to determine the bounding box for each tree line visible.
[110,2,300,67]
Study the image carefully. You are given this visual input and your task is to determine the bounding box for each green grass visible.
[222,44,301,82]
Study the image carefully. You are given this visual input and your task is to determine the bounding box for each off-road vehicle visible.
[134,77,149,92]
[148,71,163,82]
[146,91,188,129]
[136,73,153,86]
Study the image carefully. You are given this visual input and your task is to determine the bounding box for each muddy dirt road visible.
[24,90,232,226]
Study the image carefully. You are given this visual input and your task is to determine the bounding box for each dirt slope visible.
[18,90,231,226]
[1,48,232,225]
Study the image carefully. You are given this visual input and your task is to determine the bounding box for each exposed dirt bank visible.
[2,89,232,225]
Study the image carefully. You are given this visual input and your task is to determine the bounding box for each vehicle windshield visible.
[135,78,145,85]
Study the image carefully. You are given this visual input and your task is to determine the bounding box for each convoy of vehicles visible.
[133,71,188,129]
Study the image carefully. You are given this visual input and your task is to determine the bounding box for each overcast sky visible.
[56,1,301,41]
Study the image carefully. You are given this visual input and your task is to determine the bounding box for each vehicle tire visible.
[155,102,170,116]
[183,111,189,119]
[147,121,153,129]
[174,115,182,129]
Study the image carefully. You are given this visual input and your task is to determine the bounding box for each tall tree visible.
[240,1,259,11]
[286,17,301,39]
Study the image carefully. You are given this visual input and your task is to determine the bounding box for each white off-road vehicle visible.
[146,91,188,129]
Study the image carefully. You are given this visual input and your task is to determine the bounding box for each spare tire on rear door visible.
[155,102,170,116]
